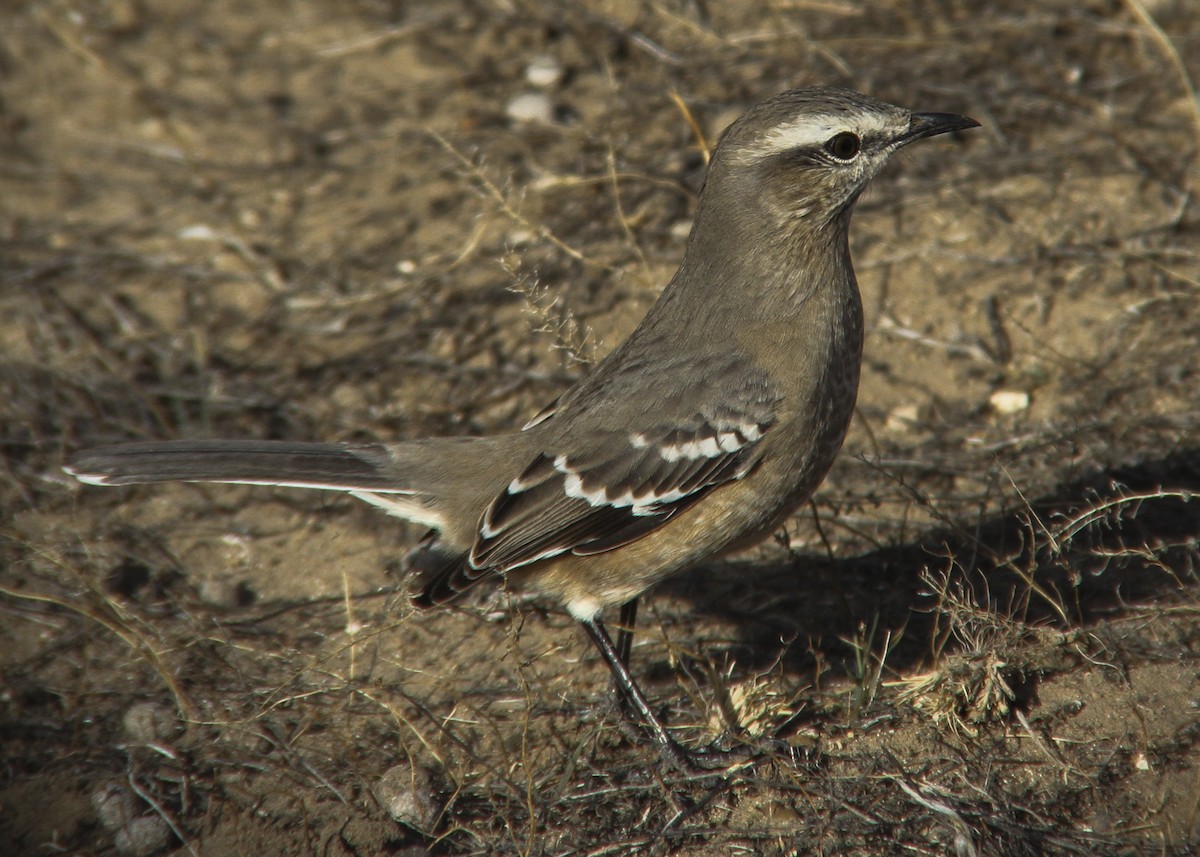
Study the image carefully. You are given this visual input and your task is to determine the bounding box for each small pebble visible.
[506,92,554,125]
[524,55,563,88]
[93,783,137,830]
[989,390,1030,414]
[885,403,920,432]
[196,574,244,608]
[669,219,692,242]
[177,223,217,241]
[374,764,438,831]
[114,815,171,856]
[123,702,176,744]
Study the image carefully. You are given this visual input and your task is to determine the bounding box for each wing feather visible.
[469,416,771,572]
[415,351,780,605]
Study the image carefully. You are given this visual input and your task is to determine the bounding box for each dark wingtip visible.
[409,588,438,610]
[406,547,489,610]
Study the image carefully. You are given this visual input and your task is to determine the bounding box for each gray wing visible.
[417,352,779,603]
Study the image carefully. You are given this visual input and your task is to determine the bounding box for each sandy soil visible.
[2,1,1199,854]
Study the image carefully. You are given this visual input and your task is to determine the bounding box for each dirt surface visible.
[3,1,1200,854]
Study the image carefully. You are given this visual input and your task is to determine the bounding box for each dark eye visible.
[824,132,861,160]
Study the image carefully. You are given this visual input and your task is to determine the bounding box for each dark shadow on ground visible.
[657,447,1200,684]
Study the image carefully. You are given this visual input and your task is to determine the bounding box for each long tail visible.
[65,438,459,529]
[66,440,401,491]
[66,435,530,539]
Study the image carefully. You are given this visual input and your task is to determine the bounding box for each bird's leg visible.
[580,616,693,770]
[615,598,638,668]
[581,615,757,772]
[610,599,639,717]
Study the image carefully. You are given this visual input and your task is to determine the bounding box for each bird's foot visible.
[658,733,802,775]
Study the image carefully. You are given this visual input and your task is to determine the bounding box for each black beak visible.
[902,112,980,145]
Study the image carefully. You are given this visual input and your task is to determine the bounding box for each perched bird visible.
[67,87,978,769]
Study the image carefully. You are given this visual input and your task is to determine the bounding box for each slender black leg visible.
[615,598,638,668]
[581,615,764,772]
[610,599,640,719]
[580,615,693,771]
[581,615,777,772]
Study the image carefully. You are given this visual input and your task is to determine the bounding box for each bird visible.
[66,86,979,770]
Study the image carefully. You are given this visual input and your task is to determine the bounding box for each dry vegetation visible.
[2,1,1199,855]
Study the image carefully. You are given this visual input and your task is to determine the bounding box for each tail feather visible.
[65,440,404,492]
[67,434,532,542]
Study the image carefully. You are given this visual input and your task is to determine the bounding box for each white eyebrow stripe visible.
[757,112,894,155]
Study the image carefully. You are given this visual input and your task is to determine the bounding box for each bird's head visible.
[700,87,979,235]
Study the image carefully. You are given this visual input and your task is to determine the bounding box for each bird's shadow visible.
[655,447,1200,688]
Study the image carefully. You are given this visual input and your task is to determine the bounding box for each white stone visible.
[989,390,1030,414]
[885,403,920,432]
[506,92,553,125]
[525,55,563,88]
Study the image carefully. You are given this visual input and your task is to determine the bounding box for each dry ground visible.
[3,1,1200,855]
